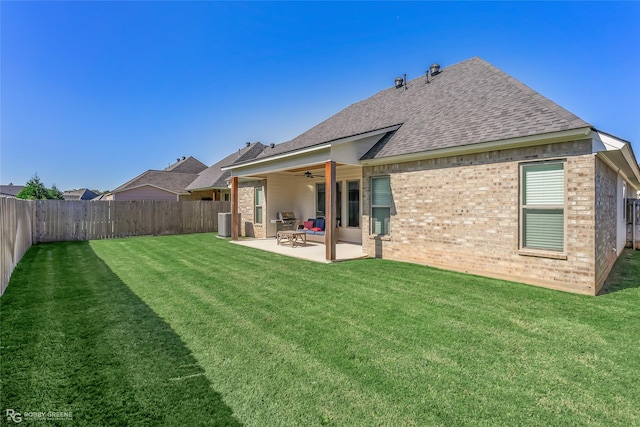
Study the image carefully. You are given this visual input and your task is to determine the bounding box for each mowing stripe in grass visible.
[0,241,241,426]
[86,234,640,426]
[3,234,639,426]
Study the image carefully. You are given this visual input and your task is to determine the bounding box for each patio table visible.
[276,230,307,248]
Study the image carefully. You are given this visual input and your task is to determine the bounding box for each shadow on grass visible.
[0,241,242,426]
[599,248,640,295]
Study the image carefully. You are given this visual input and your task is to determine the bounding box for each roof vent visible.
[394,74,407,90]
[429,63,441,76]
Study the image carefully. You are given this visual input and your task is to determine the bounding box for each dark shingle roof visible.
[164,156,208,174]
[186,143,266,190]
[112,156,208,195]
[250,57,591,162]
[63,188,99,200]
[0,185,24,197]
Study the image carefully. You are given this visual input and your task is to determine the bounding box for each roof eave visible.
[222,124,402,172]
[111,183,182,195]
[593,130,640,189]
[359,127,593,166]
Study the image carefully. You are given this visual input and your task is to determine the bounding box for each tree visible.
[16,174,64,200]
[47,184,64,200]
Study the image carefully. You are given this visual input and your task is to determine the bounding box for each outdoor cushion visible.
[303,220,314,230]
[314,218,326,231]
[311,227,322,232]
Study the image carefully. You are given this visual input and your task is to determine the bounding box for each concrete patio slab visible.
[230,238,368,263]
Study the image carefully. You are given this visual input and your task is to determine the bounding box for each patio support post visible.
[325,161,337,261]
[231,176,239,241]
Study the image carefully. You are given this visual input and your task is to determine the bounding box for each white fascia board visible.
[360,127,592,166]
[594,130,627,151]
[222,124,402,173]
[222,144,331,172]
[597,151,640,190]
[622,146,640,189]
[230,148,333,177]
[325,124,401,147]
[593,131,640,188]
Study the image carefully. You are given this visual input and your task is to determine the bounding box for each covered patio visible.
[231,238,368,263]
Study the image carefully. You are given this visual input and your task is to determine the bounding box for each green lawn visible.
[1,234,639,426]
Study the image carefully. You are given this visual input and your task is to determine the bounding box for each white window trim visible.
[370,175,391,236]
[519,159,568,258]
[254,186,264,224]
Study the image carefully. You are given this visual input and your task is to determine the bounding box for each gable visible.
[112,170,199,195]
[114,185,178,201]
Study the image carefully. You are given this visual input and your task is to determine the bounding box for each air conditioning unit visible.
[218,213,231,237]
[218,212,241,237]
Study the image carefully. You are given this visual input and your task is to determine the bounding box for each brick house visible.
[111,156,207,201]
[185,142,265,201]
[224,57,640,295]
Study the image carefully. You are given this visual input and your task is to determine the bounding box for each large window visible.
[371,176,391,235]
[347,180,360,228]
[255,186,263,224]
[316,183,325,217]
[521,162,565,251]
[316,183,342,224]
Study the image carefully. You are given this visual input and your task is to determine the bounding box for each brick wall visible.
[594,157,618,292]
[362,139,599,295]
[238,181,266,238]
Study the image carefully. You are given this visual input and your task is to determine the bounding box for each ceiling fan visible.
[298,170,324,179]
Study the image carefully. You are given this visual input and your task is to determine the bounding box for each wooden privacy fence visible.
[1,197,34,295]
[1,199,230,294]
[33,200,230,243]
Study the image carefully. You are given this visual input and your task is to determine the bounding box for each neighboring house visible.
[111,156,207,201]
[185,142,266,201]
[91,193,111,201]
[0,184,25,198]
[62,188,99,201]
[224,57,640,295]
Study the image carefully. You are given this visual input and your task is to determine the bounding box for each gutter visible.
[359,127,592,166]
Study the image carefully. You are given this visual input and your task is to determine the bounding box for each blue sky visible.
[2,1,639,191]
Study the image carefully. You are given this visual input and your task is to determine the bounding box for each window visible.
[336,182,342,225]
[316,182,342,223]
[521,162,565,251]
[255,186,263,224]
[316,183,325,217]
[347,180,360,227]
[371,176,391,235]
